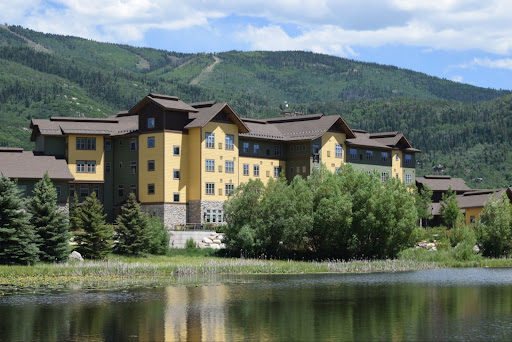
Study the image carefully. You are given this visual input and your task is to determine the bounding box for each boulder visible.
[473,245,480,253]
[69,250,83,261]
[210,243,221,249]
[213,239,222,244]
[203,237,213,244]
[198,242,208,249]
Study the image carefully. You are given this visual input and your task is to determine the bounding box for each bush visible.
[185,238,196,249]
[146,216,169,255]
[477,193,512,257]
[449,219,476,248]
[450,241,481,262]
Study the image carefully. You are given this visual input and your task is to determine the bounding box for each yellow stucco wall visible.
[392,149,403,181]
[464,207,483,226]
[321,132,346,172]
[67,135,104,181]
[139,132,164,203]
[164,132,189,203]
[239,156,286,184]
[200,122,240,201]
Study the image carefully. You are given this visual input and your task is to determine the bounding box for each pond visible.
[2,268,512,341]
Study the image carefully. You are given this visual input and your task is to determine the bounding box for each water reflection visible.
[1,269,512,341]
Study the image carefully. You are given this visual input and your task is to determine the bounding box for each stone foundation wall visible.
[188,200,226,225]
[141,203,187,228]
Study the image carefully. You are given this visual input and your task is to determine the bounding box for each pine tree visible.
[74,192,112,259]
[0,175,39,265]
[28,173,70,262]
[69,192,81,231]
[114,192,150,256]
[440,187,461,228]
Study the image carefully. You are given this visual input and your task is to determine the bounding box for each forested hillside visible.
[0,25,511,188]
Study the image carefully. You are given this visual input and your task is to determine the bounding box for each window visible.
[206,159,215,172]
[173,169,180,179]
[119,140,123,147]
[173,193,180,202]
[147,117,155,128]
[86,138,96,150]
[105,139,111,151]
[253,164,260,177]
[366,150,374,160]
[118,185,124,197]
[206,210,211,222]
[76,138,85,150]
[92,184,99,198]
[76,161,85,173]
[80,185,89,198]
[405,154,412,165]
[87,161,96,173]
[289,145,294,152]
[335,167,340,173]
[225,183,234,196]
[290,167,294,174]
[218,165,223,173]
[312,145,320,153]
[243,142,249,153]
[147,183,155,195]
[302,166,307,173]
[381,172,389,182]
[55,185,61,198]
[327,151,331,157]
[395,153,399,161]
[350,149,357,159]
[105,162,111,174]
[253,144,260,154]
[130,184,137,195]
[130,161,137,175]
[18,185,27,196]
[302,145,306,151]
[296,145,300,152]
[130,138,137,151]
[405,174,412,185]
[148,160,155,171]
[274,145,281,156]
[243,164,249,176]
[381,152,389,162]
[173,145,180,156]
[119,161,123,168]
[274,166,282,178]
[335,144,343,158]
[206,182,215,195]
[225,135,234,150]
[208,209,223,223]
[69,185,75,197]
[206,132,215,148]
[225,161,234,173]
[147,136,155,148]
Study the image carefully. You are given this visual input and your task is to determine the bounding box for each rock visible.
[473,245,480,253]
[69,251,83,261]
[426,243,436,249]
[431,246,437,251]
[203,237,213,244]
[217,234,224,241]
[213,239,222,244]
[219,243,226,249]
[210,243,221,249]
[198,242,208,249]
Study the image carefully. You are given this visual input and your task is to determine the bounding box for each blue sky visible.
[3,0,512,90]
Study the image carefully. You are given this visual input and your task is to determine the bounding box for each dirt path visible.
[0,24,52,54]
[189,56,222,85]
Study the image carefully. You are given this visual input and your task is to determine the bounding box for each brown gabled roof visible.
[128,93,198,114]
[185,102,249,133]
[0,149,74,181]
[347,130,420,152]
[416,175,471,192]
[457,188,512,209]
[346,132,391,150]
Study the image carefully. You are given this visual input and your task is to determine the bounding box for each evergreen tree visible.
[0,175,39,265]
[28,173,70,262]
[413,184,433,227]
[440,187,461,228]
[74,192,112,259]
[114,192,150,256]
[69,192,81,231]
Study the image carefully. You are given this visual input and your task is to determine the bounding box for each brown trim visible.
[164,129,188,134]
[69,180,104,184]
[140,202,188,205]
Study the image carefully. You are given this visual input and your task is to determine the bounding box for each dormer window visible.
[147,117,155,128]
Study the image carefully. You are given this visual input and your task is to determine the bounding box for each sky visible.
[2,0,512,90]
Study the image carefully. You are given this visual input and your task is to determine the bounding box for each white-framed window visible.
[76,138,85,150]
[274,145,281,156]
[173,193,180,202]
[243,163,249,176]
[274,166,282,178]
[381,172,389,182]
[130,138,137,151]
[76,160,85,173]
[105,139,111,151]
[225,183,234,196]
[86,138,96,150]
[147,117,155,128]
[173,145,180,156]
[206,159,215,172]
[381,152,389,162]
[335,167,340,173]
[253,144,260,154]
[206,132,215,148]
[243,142,249,153]
[405,174,412,184]
[173,169,180,179]
[118,184,124,197]
[87,161,96,173]
[225,135,234,150]
[405,154,412,165]
[225,161,234,173]
[147,183,155,195]
[130,161,137,174]
[335,144,343,158]
[302,166,307,173]
[366,150,373,160]
[147,136,155,148]
[148,160,155,171]
[253,164,260,176]
[350,149,357,159]
[205,182,215,195]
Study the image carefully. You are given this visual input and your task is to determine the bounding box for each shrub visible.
[146,216,169,255]
[477,193,512,257]
[185,238,196,249]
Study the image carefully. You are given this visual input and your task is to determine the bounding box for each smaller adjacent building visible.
[0,147,74,208]
[457,188,512,226]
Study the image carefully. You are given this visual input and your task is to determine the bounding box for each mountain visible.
[0,25,511,188]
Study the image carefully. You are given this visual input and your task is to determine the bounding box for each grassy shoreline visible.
[2,251,512,295]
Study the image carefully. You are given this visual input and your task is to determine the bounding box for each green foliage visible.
[74,192,112,259]
[146,216,169,255]
[185,238,197,249]
[27,173,70,262]
[0,175,39,264]
[224,165,418,259]
[69,193,81,231]
[440,188,461,228]
[449,217,476,247]
[413,184,433,223]
[477,193,512,257]
[114,192,150,256]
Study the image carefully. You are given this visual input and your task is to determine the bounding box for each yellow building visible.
[457,188,512,225]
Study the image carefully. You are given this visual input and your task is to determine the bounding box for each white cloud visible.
[450,75,463,82]
[457,57,512,70]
